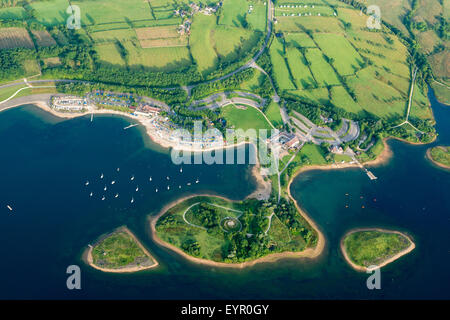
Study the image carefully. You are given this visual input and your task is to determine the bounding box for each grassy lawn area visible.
[343,230,412,268]
[0,84,28,102]
[298,143,328,165]
[264,101,284,128]
[91,228,155,270]
[221,104,272,132]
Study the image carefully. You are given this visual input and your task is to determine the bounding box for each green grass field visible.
[246,1,267,32]
[343,230,412,268]
[29,0,70,26]
[124,42,192,71]
[269,37,296,90]
[190,14,218,75]
[305,48,340,86]
[212,25,261,63]
[330,86,363,114]
[72,0,153,25]
[285,47,315,89]
[285,32,316,48]
[264,101,284,128]
[219,0,248,28]
[313,33,362,76]
[221,104,272,132]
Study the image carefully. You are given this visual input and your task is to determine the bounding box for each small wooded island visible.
[152,195,319,267]
[86,227,158,273]
[341,229,415,272]
[426,146,450,170]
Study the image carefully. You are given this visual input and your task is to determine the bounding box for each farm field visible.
[285,47,315,89]
[290,87,329,106]
[313,33,362,76]
[246,1,267,32]
[285,32,316,48]
[0,27,34,49]
[72,0,153,25]
[123,42,192,71]
[190,14,219,75]
[269,37,296,90]
[31,30,57,47]
[305,48,340,86]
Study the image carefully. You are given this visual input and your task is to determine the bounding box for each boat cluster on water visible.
[84,166,200,204]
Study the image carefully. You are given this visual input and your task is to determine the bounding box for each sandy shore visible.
[149,193,325,269]
[84,226,159,273]
[426,147,450,170]
[340,228,416,272]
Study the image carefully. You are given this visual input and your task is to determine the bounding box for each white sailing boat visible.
[180,167,183,173]
[131,197,134,203]
[187,182,191,186]
[115,193,119,198]
[149,177,152,181]
[167,185,170,190]
[90,192,93,197]
[101,196,105,201]
[195,179,199,184]
[155,188,158,192]
[130,175,135,181]
[104,186,107,191]
[100,173,104,179]
[166,176,170,180]
[111,180,115,185]
[179,185,181,189]
[85,181,89,186]
[135,186,139,192]
[117,168,120,172]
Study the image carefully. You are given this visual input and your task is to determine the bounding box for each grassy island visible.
[341,229,415,271]
[153,195,319,266]
[86,227,158,273]
[427,146,450,170]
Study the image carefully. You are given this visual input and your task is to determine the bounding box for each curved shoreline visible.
[2,98,424,270]
[149,193,325,269]
[340,228,416,272]
[426,147,450,170]
[84,226,159,273]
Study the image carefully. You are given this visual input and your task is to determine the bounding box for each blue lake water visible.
[0,90,448,299]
